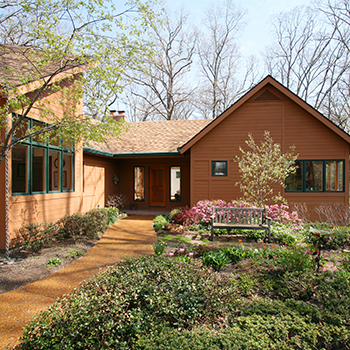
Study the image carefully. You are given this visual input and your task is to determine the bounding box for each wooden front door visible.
[149,167,165,206]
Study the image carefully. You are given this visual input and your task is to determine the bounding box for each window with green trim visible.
[285,160,344,192]
[212,161,227,176]
[11,117,74,195]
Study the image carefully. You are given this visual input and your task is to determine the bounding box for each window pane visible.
[13,117,28,140]
[170,166,181,201]
[134,167,145,201]
[286,161,303,191]
[49,150,60,191]
[12,145,28,193]
[32,147,46,192]
[32,121,45,143]
[306,161,323,191]
[326,161,343,191]
[63,153,73,191]
[48,130,60,147]
[212,161,227,176]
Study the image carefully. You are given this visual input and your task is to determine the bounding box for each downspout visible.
[4,113,10,259]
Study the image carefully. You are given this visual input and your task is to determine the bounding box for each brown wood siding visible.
[82,154,119,212]
[190,86,349,221]
[115,155,191,210]
[0,77,87,249]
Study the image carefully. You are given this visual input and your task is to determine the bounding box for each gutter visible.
[83,147,181,158]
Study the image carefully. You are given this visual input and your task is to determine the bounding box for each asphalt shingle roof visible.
[86,119,212,155]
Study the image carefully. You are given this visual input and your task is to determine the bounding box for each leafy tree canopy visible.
[235,130,298,207]
[0,0,160,163]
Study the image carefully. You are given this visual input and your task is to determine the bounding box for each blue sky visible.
[166,0,313,57]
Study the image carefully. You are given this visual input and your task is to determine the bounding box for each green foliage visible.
[65,247,84,259]
[235,131,298,206]
[59,213,89,238]
[153,242,166,256]
[46,257,61,268]
[328,226,350,249]
[84,208,109,237]
[273,246,317,272]
[202,251,231,271]
[220,246,247,264]
[104,207,120,225]
[153,215,169,231]
[0,0,160,163]
[20,256,236,349]
[16,222,61,251]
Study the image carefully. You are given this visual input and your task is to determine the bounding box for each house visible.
[1,68,349,250]
[83,76,350,222]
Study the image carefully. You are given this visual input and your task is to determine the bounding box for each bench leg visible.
[210,225,214,241]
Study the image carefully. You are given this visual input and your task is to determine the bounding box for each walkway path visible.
[0,215,156,349]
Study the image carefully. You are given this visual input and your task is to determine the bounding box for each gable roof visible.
[84,119,212,157]
[179,75,350,153]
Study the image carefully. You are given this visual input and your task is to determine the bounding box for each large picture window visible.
[11,117,74,195]
[286,160,344,192]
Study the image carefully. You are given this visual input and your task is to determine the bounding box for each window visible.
[170,166,181,201]
[286,160,344,192]
[11,116,74,195]
[134,166,145,201]
[212,161,227,176]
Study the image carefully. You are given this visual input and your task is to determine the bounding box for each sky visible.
[165,0,313,57]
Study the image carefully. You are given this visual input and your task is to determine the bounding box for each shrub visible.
[106,194,128,209]
[105,207,120,225]
[153,215,169,231]
[153,242,166,256]
[327,226,350,249]
[20,256,237,349]
[202,251,231,271]
[16,222,61,251]
[84,208,109,237]
[59,212,88,238]
[220,246,246,264]
[171,206,199,227]
[273,246,317,272]
[267,203,303,227]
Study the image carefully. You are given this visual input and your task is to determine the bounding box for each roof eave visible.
[83,147,181,158]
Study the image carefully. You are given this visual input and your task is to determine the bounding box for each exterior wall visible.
[1,78,87,249]
[189,85,350,221]
[82,154,119,212]
[115,155,191,210]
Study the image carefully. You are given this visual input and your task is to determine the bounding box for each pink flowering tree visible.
[235,131,298,207]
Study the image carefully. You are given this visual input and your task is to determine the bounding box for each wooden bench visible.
[210,207,271,242]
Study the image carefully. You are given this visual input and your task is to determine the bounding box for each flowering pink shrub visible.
[267,204,303,227]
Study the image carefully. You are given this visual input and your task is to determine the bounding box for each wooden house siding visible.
[0,75,89,249]
[189,84,350,221]
[82,154,119,212]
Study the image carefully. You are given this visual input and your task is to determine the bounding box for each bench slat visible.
[211,206,271,242]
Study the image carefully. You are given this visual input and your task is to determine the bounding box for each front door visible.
[149,167,165,206]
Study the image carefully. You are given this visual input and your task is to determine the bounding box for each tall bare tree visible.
[196,0,256,119]
[265,4,350,130]
[124,8,197,121]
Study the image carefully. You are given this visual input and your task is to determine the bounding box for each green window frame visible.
[285,160,345,193]
[212,161,227,176]
[11,116,75,196]
[133,166,145,201]
[170,166,182,202]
